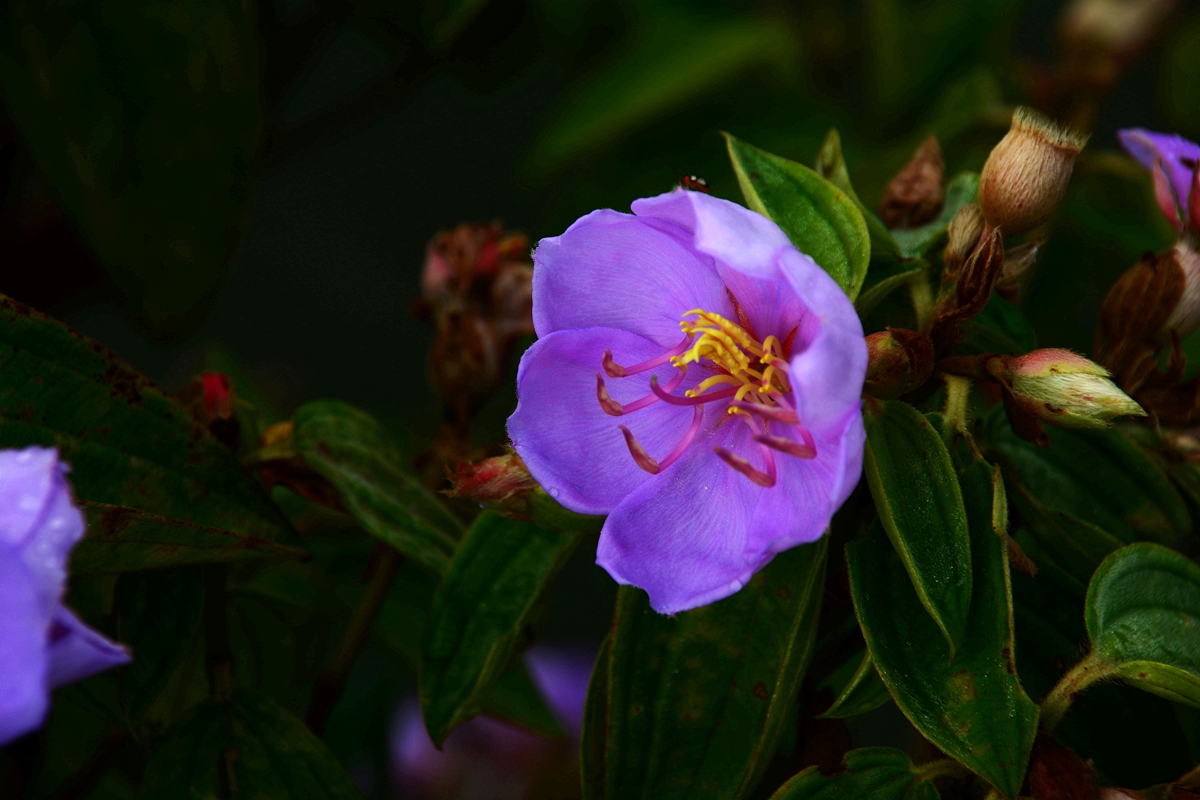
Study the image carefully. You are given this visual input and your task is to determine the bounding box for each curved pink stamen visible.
[650,376,737,406]
[596,369,686,416]
[754,433,816,459]
[714,415,778,487]
[603,332,694,378]
[731,400,798,425]
[619,405,704,475]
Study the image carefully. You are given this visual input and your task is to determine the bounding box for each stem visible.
[305,546,403,735]
[204,564,234,702]
[1039,651,1118,733]
[914,758,971,782]
[910,272,936,335]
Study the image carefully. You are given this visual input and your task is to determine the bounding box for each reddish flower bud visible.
[979,107,1088,235]
[201,372,233,422]
[878,135,945,229]
[446,452,540,519]
[990,349,1144,429]
[864,329,934,399]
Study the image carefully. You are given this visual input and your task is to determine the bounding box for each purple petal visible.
[0,447,62,549]
[45,605,130,688]
[1118,128,1200,207]
[597,424,769,615]
[509,327,709,516]
[779,248,867,437]
[524,645,595,738]
[744,408,864,557]
[632,190,793,280]
[0,550,51,746]
[531,208,725,346]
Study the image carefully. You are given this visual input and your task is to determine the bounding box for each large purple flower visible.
[0,447,130,745]
[1118,128,1200,229]
[507,190,866,614]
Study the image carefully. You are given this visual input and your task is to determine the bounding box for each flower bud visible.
[1167,240,1200,338]
[990,349,1145,429]
[878,135,945,229]
[864,328,934,399]
[445,452,539,519]
[943,203,987,278]
[979,107,1088,235]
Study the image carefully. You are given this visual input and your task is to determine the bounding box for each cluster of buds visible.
[929,108,1085,352]
[941,349,1144,446]
[1092,129,1200,425]
[415,221,535,461]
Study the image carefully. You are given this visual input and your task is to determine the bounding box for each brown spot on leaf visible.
[752,683,769,700]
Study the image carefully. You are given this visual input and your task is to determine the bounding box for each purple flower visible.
[507,190,866,614]
[0,447,130,745]
[1118,128,1200,229]
[391,646,593,799]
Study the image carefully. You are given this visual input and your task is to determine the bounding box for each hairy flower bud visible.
[445,452,540,519]
[943,203,987,278]
[878,135,945,229]
[990,349,1145,429]
[864,328,933,399]
[979,107,1088,235]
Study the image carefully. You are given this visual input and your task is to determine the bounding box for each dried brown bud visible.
[864,329,934,399]
[999,238,1043,285]
[878,135,945,229]
[979,107,1088,235]
[943,203,987,279]
[931,222,1005,352]
[1167,241,1200,339]
[1029,734,1099,800]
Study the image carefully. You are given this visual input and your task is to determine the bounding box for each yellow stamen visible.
[674,307,792,412]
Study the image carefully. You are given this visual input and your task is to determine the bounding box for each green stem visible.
[914,758,971,782]
[910,272,936,335]
[1039,651,1118,733]
[305,546,403,735]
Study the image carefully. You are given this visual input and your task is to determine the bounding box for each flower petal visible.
[509,327,708,516]
[597,423,770,615]
[632,190,792,280]
[1118,128,1200,208]
[0,550,50,746]
[45,605,130,688]
[531,208,724,346]
[0,446,61,549]
[779,247,867,437]
[744,408,863,557]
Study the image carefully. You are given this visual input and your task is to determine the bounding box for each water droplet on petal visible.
[549,488,560,498]
[730,579,743,592]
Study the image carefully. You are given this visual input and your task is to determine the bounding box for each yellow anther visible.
[675,307,791,406]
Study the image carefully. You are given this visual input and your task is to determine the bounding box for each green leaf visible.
[0,295,299,572]
[529,488,606,534]
[0,1,262,335]
[1086,543,1200,707]
[584,539,827,800]
[115,567,206,722]
[725,133,871,300]
[890,172,979,259]
[527,13,798,177]
[292,400,462,574]
[848,461,1038,798]
[959,294,1038,356]
[814,128,902,260]
[818,649,893,720]
[984,410,1189,545]
[856,265,925,318]
[141,691,363,799]
[862,398,972,653]
[1008,484,1122,593]
[420,512,581,744]
[767,748,939,800]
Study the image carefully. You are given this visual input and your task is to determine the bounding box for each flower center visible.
[594,295,815,487]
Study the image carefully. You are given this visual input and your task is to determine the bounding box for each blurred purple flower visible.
[507,190,866,614]
[391,646,594,800]
[1118,128,1200,229]
[0,447,129,745]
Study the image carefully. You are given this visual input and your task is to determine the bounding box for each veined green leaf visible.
[856,265,925,318]
[815,128,902,260]
[420,512,582,744]
[141,692,363,799]
[767,748,940,800]
[725,133,870,300]
[984,410,1188,545]
[862,398,972,653]
[849,461,1038,797]
[292,401,462,574]
[1009,483,1122,593]
[1086,543,1200,708]
[818,648,893,720]
[584,539,827,800]
[0,295,298,572]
